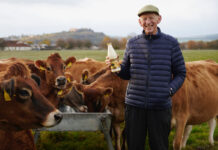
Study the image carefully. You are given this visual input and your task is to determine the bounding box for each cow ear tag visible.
[83,75,88,81]
[58,90,63,96]
[66,62,72,68]
[104,94,109,98]
[67,77,71,82]
[4,89,11,101]
[39,66,46,71]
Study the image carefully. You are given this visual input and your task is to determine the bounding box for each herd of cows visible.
[0,52,217,150]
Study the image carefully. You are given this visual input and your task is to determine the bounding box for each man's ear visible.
[138,18,143,27]
[157,15,162,24]
[65,56,76,68]
[35,60,47,71]
[1,79,15,101]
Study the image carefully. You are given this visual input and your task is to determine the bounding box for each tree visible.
[40,39,51,46]
[66,38,76,49]
[83,40,92,48]
[56,39,66,49]
[100,36,111,49]
[76,40,83,48]
[111,38,120,49]
[26,41,33,45]
[0,38,6,50]
[119,38,127,50]
[187,40,197,49]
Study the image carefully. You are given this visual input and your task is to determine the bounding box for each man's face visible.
[138,13,161,35]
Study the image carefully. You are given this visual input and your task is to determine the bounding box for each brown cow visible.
[73,69,127,150]
[57,58,107,111]
[73,60,218,150]
[0,62,62,130]
[0,53,76,150]
[0,53,77,107]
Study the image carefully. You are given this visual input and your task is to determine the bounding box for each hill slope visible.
[20,28,105,45]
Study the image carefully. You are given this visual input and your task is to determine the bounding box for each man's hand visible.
[105,56,112,67]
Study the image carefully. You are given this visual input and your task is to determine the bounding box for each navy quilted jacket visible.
[118,28,186,109]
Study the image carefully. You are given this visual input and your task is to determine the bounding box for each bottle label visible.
[111,59,121,72]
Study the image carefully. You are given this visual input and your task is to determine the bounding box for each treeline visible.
[56,36,128,50]
[1,37,218,50]
[180,40,218,50]
[56,39,92,49]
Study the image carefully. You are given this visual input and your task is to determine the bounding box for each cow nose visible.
[54,113,63,123]
[57,76,66,86]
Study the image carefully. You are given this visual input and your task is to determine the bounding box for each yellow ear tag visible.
[66,62,72,68]
[39,66,46,71]
[67,77,71,82]
[104,94,109,98]
[83,75,88,81]
[58,90,63,96]
[4,89,11,101]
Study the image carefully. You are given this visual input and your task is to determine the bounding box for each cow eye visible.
[46,66,52,71]
[18,88,32,100]
[63,65,66,70]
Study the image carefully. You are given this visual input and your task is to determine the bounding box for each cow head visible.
[0,62,63,131]
[57,75,88,112]
[35,53,76,90]
[73,82,113,112]
[81,66,110,85]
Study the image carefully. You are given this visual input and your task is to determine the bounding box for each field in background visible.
[1,49,218,62]
[0,49,218,150]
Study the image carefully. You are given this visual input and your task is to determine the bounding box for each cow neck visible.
[39,79,59,108]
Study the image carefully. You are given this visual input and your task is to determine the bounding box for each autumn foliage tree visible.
[100,36,127,50]
[180,40,218,50]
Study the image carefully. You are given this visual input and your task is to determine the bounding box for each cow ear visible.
[31,74,41,86]
[64,72,73,83]
[65,56,76,69]
[103,87,113,98]
[1,79,15,101]
[35,60,47,71]
[81,69,89,83]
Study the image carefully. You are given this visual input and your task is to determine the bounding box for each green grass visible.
[1,49,218,150]
[0,49,218,62]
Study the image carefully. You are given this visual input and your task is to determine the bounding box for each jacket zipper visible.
[145,36,152,108]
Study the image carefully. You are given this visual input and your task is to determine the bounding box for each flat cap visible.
[138,4,159,16]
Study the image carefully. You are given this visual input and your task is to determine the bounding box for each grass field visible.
[0,49,218,150]
[0,49,218,62]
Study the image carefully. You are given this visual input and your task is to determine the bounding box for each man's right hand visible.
[105,56,112,67]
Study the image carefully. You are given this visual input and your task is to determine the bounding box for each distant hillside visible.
[178,33,218,42]
[19,28,105,45]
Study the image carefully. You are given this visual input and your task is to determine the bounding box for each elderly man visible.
[106,4,186,150]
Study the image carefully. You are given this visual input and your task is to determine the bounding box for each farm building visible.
[4,40,32,51]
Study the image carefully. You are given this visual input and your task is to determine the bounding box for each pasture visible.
[0,49,218,150]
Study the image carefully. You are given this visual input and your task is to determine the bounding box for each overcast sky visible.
[0,0,217,38]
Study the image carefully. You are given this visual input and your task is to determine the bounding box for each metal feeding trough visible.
[34,111,114,150]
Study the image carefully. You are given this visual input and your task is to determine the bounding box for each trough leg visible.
[33,129,41,144]
[100,117,114,150]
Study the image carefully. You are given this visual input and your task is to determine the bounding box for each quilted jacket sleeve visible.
[116,42,131,80]
[169,41,186,95]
